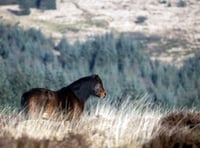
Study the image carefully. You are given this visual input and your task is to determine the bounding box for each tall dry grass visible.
[0,96,162,148]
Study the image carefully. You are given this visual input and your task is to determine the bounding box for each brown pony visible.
[21,74,106,120]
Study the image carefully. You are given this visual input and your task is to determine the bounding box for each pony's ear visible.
[92,74,99,80]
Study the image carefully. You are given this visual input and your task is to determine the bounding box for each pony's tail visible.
[21,92,29,118]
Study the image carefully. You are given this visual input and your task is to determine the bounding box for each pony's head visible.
[92,74,106,98]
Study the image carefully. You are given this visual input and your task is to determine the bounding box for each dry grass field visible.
[1,97,200,148]
[0,97,161,148]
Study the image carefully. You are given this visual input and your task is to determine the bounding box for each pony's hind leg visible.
[42,100,57,120]
[28,97,40,119]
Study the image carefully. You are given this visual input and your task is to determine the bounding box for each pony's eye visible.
[94,83,100,90]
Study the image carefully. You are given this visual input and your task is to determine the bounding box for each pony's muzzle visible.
[100,91,106,98]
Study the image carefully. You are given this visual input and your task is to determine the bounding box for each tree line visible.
[0,23,200,109]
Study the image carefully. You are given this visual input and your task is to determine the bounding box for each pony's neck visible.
[68,79,93,103]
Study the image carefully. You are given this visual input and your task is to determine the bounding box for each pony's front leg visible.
[71,101,84,120]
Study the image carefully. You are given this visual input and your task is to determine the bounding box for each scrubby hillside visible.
[0,0,200,64]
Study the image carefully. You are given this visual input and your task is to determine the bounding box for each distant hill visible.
[0,0,199,64]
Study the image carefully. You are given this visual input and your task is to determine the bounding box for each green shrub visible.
[177,0,187,7]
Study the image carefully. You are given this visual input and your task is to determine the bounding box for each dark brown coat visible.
[21,75,106,120]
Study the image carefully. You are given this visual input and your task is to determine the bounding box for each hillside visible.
[0,0,200,64]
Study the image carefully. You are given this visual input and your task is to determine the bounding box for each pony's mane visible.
[68,75,93,88]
